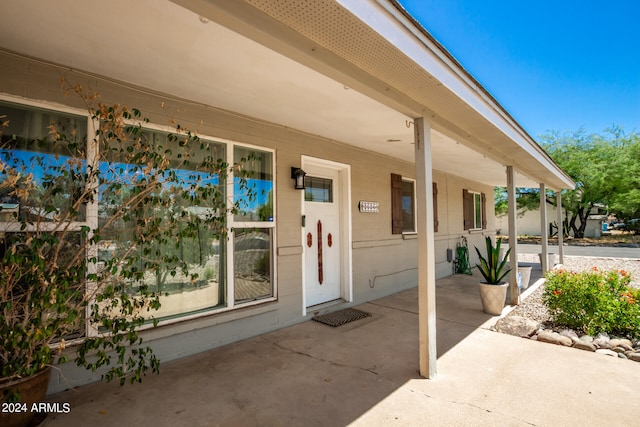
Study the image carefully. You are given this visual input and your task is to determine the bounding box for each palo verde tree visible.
[541,127,638,237]
[606,131,640,222]
[495,127,639,238]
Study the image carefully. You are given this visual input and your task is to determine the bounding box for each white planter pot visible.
[538,253,557,268]
[478,282,508,315]
[518,266,532,290]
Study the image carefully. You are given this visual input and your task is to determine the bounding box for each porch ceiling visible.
[0,0,572,190]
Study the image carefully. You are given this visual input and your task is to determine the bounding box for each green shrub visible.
[543,268,640,338]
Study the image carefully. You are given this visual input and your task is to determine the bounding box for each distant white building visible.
[496,204,606,238]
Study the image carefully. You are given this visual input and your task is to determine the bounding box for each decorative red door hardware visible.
[317,220,323,284]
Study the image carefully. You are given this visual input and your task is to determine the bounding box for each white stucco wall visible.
[496,205,559,237]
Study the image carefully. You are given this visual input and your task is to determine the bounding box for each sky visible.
[398,0,640,140]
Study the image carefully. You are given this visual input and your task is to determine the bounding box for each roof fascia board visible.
[337,0,574,190]
[338,0,525,135]
[172,0,574,190]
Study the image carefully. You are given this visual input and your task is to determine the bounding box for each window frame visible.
[0,95,277,334]
[228,142,276,308]
[401,177,417,234]
[391,174,438,235]
[463,189,486,231]
[304,175,333,203]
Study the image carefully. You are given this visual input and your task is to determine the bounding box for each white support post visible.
[506,166,519,305]
[540,183,549,274]
[557,192,564,264]
[414,117,437,379]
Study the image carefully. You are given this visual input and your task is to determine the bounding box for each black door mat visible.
[312,308,371,327]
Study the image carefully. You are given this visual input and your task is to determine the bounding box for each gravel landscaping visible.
[508,253,640,323]
[496,252,640,360]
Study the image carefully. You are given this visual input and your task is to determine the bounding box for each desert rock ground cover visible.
[496,252,640,360]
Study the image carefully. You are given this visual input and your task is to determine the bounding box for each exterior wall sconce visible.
[291,167,306,190]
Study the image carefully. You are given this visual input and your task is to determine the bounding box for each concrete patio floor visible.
[41,266,640,426]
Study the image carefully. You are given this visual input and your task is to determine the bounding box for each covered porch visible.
[39,265,640,426]
[0,0,574,383]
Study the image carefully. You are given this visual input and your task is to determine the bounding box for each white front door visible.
[303,163,342,307]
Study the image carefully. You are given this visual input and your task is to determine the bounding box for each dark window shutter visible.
[391,173,403,234]
[481,192,487,229]
[432,182,439,233]
[463,189,473,230]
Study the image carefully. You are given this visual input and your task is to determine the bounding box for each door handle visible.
[317,220,323,284]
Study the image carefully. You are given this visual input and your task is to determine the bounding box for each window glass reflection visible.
[474,193,482,229]
[234,147,273,222]
[401,180,415,232]
[0,103,87,221]
[234,228,272,302]
[97,129,228,319]
[304,176,332,203]
[2,101,277,323]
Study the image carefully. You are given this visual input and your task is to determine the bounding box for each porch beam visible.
[414,117,437,379]
[506,166,519,305]
[540,183,549,274]
[557,192,564,264]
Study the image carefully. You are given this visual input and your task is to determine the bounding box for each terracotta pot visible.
[0,367,51,427]
[478,282,508,315]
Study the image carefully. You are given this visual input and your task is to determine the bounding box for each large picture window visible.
[0,99,276,328]
[97,130,229,319]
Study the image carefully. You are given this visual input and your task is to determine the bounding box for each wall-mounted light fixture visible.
[291,167,306,190]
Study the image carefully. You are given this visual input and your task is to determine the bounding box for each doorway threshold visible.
[306,298,345,317]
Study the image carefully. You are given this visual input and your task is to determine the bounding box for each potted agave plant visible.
[0,85,252,426]
[475,236,511,315]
